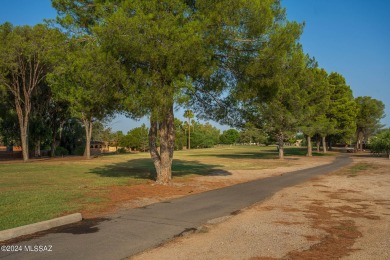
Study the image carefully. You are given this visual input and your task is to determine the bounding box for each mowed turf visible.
[0,146,320,230]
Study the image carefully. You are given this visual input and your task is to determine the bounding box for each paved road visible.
[0,155,352,260]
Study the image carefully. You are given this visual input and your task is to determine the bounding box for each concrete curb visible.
[0,213,82,242]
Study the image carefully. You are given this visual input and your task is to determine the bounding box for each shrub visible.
[74,146,85,156]
[117,147,127,154]
[370,129,390,157]
[55,146,69,156]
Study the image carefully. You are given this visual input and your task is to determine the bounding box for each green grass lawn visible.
[0,145,325,230]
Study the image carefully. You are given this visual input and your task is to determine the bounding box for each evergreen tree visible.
[326,72,358,148]
[300,67,332,155]
[48,40,124,159]
[370,129,390,158]
[53,0,295,183]
[220,129,240,145]
[355,96,385,150]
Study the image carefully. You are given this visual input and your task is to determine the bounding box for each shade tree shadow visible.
[0,217,110,245]
[187,147,333,160]
[188,147,322,159]
[351,153,389,159]
[284,147,330,157]
[89,158,230,180]
[189,150,278,160]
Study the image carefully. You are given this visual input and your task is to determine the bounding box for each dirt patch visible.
[287,203,363,259]
[132,155,390,260]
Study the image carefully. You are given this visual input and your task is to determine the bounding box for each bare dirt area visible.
[131,155,390,260]
[82,156,334,218]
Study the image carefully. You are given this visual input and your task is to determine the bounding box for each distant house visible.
[0,145,23,159]
[0,145,22,152]
[90,141,118,154]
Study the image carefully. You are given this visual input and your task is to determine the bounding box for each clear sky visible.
[1,0,389,133]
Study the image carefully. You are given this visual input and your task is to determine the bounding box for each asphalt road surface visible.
[0,155,352,260]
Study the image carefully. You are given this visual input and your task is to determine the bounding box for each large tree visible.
[28,84,52,158]
[220,129,240,145]
[48,40,124,159]
[53,0,302,182]
[190,121,220,148]
[238,123,269,145]
[326,72,358,148]
[355,96,385,151]
[0,23,64,161]
[299,67,332,156]
[239,43,306,159]
[95,0,213,183]
[122,124,149,152]
[46,100,71,157]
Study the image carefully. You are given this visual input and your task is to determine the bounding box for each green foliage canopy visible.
[326,72,358,144]
[370,129,390,157]
[220,129,240,145]
[47,39,124,158]
[120,124,149,152]
[355,96,385,145]
[0,23,65,160]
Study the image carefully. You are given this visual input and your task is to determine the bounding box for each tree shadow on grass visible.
[188,147,331,160]
[89,158,230,180]
[284,147,334,157]
[188,150,278,159]
[351,153,388,159]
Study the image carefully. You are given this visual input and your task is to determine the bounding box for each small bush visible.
[370,129,390,157]
[55,146,69,156]
[74,146,85,156]
[117,147,127,154]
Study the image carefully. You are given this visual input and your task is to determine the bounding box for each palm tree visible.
[183,110,194,149]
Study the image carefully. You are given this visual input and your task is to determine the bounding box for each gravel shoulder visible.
[132,155,390,260]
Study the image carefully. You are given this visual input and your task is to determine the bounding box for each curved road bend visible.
[0,155,352,260]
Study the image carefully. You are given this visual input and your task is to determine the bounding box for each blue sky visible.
[1,0,389,132]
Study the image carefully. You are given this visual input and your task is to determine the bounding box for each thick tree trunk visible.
[15,101,30,162]
[277,132,284,159]
[149,120,161,178]
[322,136,327,153]
[306,135,312,157]
[82,116,93,159]
[356,131,364,151]
[20,126,29,162]
[149,106,175,184]
[6,55,45,161]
